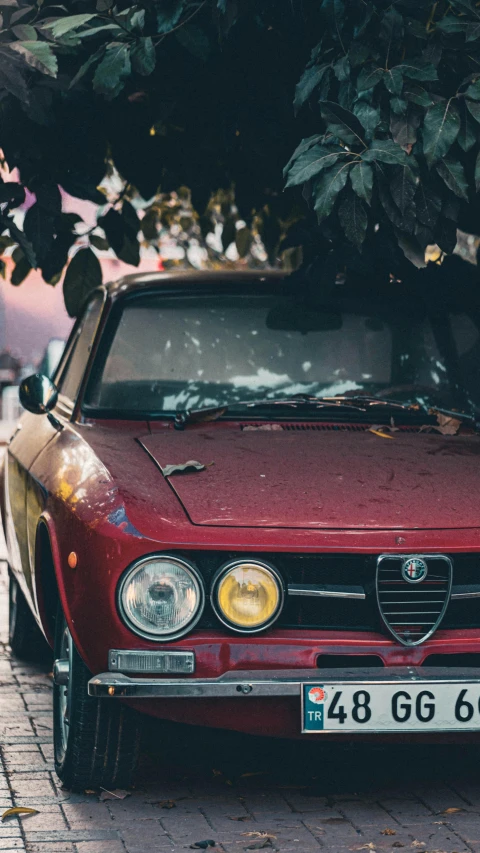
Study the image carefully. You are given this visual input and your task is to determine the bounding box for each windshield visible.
[84,288,480,417]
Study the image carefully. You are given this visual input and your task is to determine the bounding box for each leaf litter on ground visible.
[1,807,39,822]
[99,788,131,801]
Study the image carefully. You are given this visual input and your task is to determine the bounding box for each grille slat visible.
[377,555,452,646]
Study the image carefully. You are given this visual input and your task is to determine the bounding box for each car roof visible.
[103,268,286,298]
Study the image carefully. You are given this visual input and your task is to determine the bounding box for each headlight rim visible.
[117,553,205,642]
[211,558,284,634]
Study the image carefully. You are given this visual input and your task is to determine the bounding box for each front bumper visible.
[88,666,480,698]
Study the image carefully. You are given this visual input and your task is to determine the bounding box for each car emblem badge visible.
[401,557,428,584]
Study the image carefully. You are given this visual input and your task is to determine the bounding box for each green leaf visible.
[475,150,480,191]
[333,56,349,82]
[12,24,37,40]
[284,143,346,187]
[319,100,365,146]
[99,208,124,254]
[390,97,407,115]
[397,60,438,81]
[313,161,351,222]
[43,13,96,38]
[283,135,323,175]
[338,192,367,250]
[69,46,104,89]
[423,101,460,166]
[383,67,403,95]
[10,41,58,77]
[131,37,155,75]
[63,247,102,317]
[436,158,469,200]
[350,161,373,205]
[353,102,380,139]
[294,64,329,112]
[357,65,383,93]
[404,84,435,108]
[390,107,421,149]
[415,184,441,228]
[157,0,185,34]
[10,248,31,286]
[175,24,210,61]
[0,214,36,267]
[76,23,123,39]
[390,167,416,215]
[89,233,110,251]
[457,102,476,151]
[434,216,457,254]
[362,139,413,167]
[23,203,54,264]
[466,98,480,124]
[466,79,480,100]
[93,43,131,97]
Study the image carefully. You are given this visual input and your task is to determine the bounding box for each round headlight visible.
[118,556,204,640]
[212,560,283,632]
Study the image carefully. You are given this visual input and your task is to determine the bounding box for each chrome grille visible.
[376,554,452,646]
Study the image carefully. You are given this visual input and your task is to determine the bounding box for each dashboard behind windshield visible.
[84,288,480,417]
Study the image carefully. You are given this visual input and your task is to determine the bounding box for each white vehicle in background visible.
[37,338,65,379]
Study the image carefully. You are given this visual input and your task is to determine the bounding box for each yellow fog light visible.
[212,561,283,633]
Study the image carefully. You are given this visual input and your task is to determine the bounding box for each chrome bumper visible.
[88,666,480,698]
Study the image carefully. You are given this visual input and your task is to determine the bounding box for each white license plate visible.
[302,682,480,733]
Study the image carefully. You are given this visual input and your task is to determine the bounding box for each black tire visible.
[53,604,141,791]
[8,571,49,661]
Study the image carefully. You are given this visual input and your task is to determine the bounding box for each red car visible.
[3,269,480,791]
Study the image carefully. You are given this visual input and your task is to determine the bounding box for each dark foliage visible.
[0,0,479,312]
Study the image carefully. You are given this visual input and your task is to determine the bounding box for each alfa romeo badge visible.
[401,557,428,584]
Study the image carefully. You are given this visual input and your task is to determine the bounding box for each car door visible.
[6,293,103,613]
[24,293,105,609]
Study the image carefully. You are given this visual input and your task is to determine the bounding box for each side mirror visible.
[19,374,58,415]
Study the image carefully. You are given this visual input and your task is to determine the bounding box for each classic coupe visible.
[3,268,480,791]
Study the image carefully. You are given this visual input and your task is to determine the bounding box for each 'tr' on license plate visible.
[302,682,480,733]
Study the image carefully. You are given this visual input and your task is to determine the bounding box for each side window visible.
[58,295,104,402]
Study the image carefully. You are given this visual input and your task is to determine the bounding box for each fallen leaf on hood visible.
[381,829,397,835]
[431,412,462,435]
[242,424,283,431]
[1,807,39,822]
[99,788,131,801]
[441,807,465,814]
[189,842,216,849]
[368,427,395,439]
[162,460,210,477]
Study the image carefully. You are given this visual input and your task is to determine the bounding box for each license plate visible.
[302,682,480,733]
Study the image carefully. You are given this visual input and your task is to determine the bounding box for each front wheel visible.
[53,606,140,791]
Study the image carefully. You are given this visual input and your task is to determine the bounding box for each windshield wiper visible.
[174,397,369,430]
[317,395,422,411]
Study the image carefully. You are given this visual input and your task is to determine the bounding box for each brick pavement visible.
[2,560,480,852]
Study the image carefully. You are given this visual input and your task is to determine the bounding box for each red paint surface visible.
[141,427,480,529]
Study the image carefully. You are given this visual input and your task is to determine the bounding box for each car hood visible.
[139,425,480,530]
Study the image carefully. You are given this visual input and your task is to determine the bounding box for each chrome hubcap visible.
[56,625,73,753]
